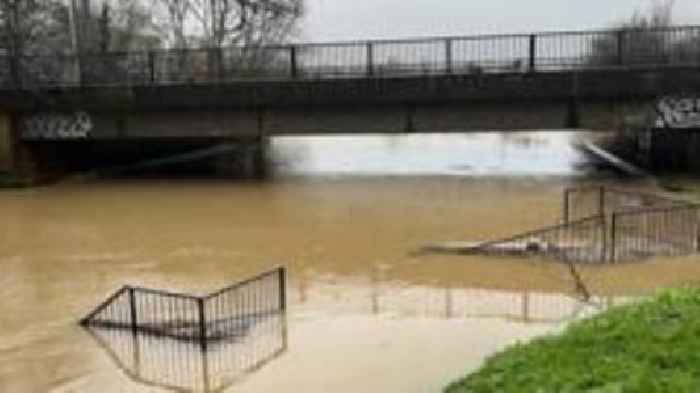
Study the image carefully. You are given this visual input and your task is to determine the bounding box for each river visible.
[2,131,699,393]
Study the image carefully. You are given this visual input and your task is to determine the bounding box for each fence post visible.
[207,48,223,81]
[696,208,700,252]
[290,45,298,79]
[148,51,156,84]
[198,297,207,350]
[445,38,453,74]
[366,42,374,77]
[601,215,608,262]
[278,266,287,312]
[528,34,537,73]
[617,30,626,66]
[610,213,617,263]
[128,287,138,334]
[599,186,606,217]
[563,189,570,224]
[8,54,20,88]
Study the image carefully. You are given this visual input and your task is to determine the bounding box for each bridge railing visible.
[3,25,700,88]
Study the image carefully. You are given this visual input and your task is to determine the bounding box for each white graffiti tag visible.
[23,112,93,139]
[655,97,700,129]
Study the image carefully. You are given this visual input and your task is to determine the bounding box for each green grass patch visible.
[445,288,700,393]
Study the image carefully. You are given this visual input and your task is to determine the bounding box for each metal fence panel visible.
[81,267,287,344]
[612,205,700,262]
[476,215,607,264]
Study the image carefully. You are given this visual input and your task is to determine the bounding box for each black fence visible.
[81,267,286,346]
[85,312,286,392]
[563,186,689,223]
[3,25,700,88]
[477,215,607,264]
[475,187,700,264]
[611,204,700,262]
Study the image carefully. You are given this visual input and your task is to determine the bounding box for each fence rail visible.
[86,311,286,392]
[3,25,700,88]
[476,215,607,264]
[563,186,689,223]
[611,204,700,262]
[81,266,286,346]
[473,187,700,264]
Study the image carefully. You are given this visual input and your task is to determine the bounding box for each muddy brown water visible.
[2,132,699,393]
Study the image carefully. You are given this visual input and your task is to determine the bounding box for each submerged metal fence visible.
[3,25,700,88]
[81,267,286,346]
[563,186,688,223]
[86,311,286,392]
[477,187,700,264]
[476,215,607,264]
[611,204,700,262]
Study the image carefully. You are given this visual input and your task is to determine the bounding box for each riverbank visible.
[445,287,700,393]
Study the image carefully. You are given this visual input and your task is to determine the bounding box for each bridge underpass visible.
[0,96,649,182]
[1,26,700,183]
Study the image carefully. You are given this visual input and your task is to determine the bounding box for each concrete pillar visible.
[252,108,270,179]
[251,137,270,179]
[0,112,12,173]
[0,112,43,185]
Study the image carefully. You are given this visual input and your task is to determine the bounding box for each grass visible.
[445,288,700,393]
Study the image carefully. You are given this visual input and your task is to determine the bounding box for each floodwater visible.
[2,131,700,393]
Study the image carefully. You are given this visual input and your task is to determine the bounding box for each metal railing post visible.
[8,54,20,88]
[290,45,298,79]
[78,53,87,86]
[695,208,700,252]
[601,215,608,262]
[610,213,617,263]
[148,51,156,84]
[207,48,223,81]
[366,42,374,77]
[617,30,626,66]
[128,287,138,334]
[445,38,453,74]
[278,266,287,312]
[198,297,207,350]
[529,34,537,73]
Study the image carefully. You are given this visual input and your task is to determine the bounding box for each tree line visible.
[0,0,304,85]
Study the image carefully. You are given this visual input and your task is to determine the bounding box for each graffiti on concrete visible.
[655,96,700,129]
[22,112,93,139]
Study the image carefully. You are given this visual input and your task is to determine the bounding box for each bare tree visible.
[1,0,72,55]
[587,0,696,67]
[150,0,303,80]
[156,0,189,48]
[79,0,162,52]
[154,0,303,49]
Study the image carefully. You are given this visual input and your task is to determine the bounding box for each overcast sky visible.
[299,0,700,42]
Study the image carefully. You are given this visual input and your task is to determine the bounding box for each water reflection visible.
[295,271,635,325]
[272,131,593,177]
[84,313,287,392]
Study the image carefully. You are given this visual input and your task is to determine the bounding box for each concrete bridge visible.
[1,25,700,181]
